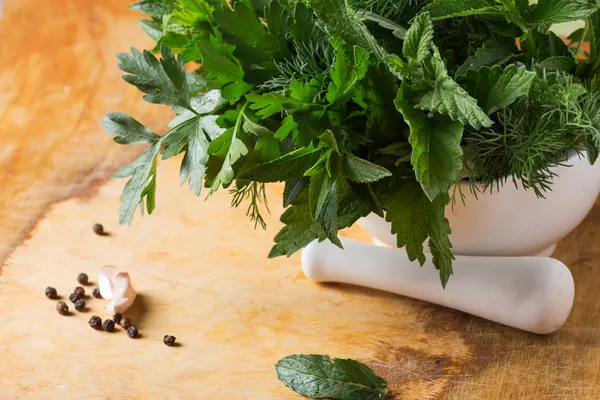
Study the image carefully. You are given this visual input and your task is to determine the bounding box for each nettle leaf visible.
[416,50,492,129]
[268,202,325,258]
[113,142,162,225]
[423,0,503,21]
[276,354,388,400]
[402,12,434,63]
[456,39,516,76]
[241,147,322,182]
[396,87,464,201]
[196,35,253,100]
[101,112,161,145]
[309,168,342,248]
[356,10,407,40]
[466,65,536,115]
[344,154,392,183]
[381,180,454,287]
[533,0,598,25]
[117,45,192,110]
[537,56,575,73]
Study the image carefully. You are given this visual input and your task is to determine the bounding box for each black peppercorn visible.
[74,286,85,297]
[120,317,132,330]
[163,335,176,346]
[45,286,57,299]
[127,326,138,338]
[102,319,115,332]
[113,313,123,324]
[93,223,104,235]
[89,316,102,330]
[92,287,102,299]
[74,299,86,312]
[69,293,81,303]
[56,301,69,315]
[77,273,89,285]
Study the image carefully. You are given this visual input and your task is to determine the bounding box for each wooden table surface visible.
[2,1,600,399]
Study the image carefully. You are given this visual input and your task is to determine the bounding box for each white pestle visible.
[301,237,575,334]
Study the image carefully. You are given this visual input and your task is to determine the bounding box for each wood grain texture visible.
[1,1,600,399]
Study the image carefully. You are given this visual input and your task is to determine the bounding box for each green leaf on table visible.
[396,87,464,201]
[101,112,161,145]
[117,45,192,110]
[343,154,392,183]
[423,0,503,21]
[196,35,254,100]
[415,50,492,129]
[113,142,162,225]
[356,10,407,40]
[241,147,322,182]
[402,12,434,63]
[309,168,342,248]
[456,39,516,76]
[466,65,536,114]
[533,0,598,25]
[276,354,389,400]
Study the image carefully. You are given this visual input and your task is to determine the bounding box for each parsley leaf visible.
[276,354,389,400]
[117,45,192,111]
[101,112,161,145]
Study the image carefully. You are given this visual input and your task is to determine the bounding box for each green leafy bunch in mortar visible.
[102,0,600,287]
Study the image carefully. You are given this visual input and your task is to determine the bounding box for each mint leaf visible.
[196,35,253,100]
[241,147,322,182]
[309,168,342,248]
[283,178,309,207]
[343,154,392,183]
[427,191,454,288]
[466,65,536,114]
[396,87,464,200]
[113,142,161,225]
[276,354,389,400]
[533,0,598,25]
[537,56,575,72]
[101,112,161,145]
[327,45,370,104]
[402,12,434,63]
[416,50,492,129]
[117,45,192,110]
[423,0,503,21]
[456,39,516,76]
[269,202,325,257]
[356,10,407,40]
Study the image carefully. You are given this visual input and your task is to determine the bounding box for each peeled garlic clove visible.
[106,272,137,314]
[99,265,118,300]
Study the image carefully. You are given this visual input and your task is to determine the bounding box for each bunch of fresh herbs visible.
[103,0,600,287]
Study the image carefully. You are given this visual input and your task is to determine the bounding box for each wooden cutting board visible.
[2,1,600,399]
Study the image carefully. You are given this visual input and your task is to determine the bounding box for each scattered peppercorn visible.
[93,223,104,235]
[113,313,123,324]
[69,293,81,304]
[77,273,89,285]
[89,316,102,330]
[56,301,69,315]
[92,287,102,299]
[102,319,115,332]
[163,335,176,346]
[120,317,132,330]
[74,286,85,297]
[75,299,86,312]
[127,326,138,338]
[45,286,57,299]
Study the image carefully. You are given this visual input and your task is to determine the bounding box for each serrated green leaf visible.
[403,12,434,63]
[356,9,407,40]
[309,169,342,248]
[456,39,516,76]
[427,191,454,288]
[138,19,163,41]
[537,56,575,73]
[416,51,492,129]
[533,0,598,25]
[534,30,572,60]
[466,65,536,114]
[344,154,392,183]
[264,0,290,54]
[327,45,370,105]
[275,354,388,400]
[117,45,191,110]
[423,0,503,21]
[396,87,464,200]
[241,147,322,182]
[268,203,325,257]
[283,178,309,207]
[101,112,161,145]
